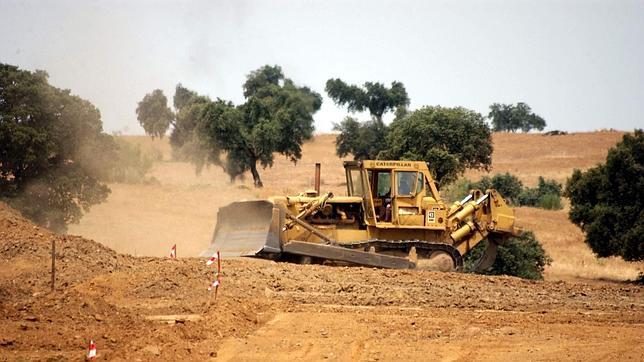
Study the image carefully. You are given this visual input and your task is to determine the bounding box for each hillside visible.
[69,131,641,282]
[464,131,626,186]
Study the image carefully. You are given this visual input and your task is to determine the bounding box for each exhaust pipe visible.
[315,163,321,196]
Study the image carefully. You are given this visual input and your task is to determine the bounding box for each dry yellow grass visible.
[517,207,641,282]
[69,131,642,282]
[121,135,173,161]
[465,131,626,186]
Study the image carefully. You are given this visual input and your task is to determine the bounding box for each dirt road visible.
[213,259,642,361]
[216,307,641,361]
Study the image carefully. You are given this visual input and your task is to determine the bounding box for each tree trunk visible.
[250,162,263,188]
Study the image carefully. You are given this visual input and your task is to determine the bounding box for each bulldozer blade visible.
[201,200,282,258]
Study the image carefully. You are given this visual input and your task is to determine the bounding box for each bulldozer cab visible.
[344,160,441,227]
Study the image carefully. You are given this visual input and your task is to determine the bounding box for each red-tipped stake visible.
[208,273,223,300]
[215,251,222,298]
[170,244,177,259]
[87,340,97,360]
[205,251,219,266]
[207,278,220,291]
[206,251,223,306]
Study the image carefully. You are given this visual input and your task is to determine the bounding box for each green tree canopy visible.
[565,130,643,261]
[488,102,546,132]
[199,66,321,187]
[168,84,212,163]
[136,89,174,138]
[162,65,322,187]
[333,117,388,160]
[471,173,524,204]
[325,79,409,122]
[380,106,493,186]
[0,63,112,231]
[326,78,409,160]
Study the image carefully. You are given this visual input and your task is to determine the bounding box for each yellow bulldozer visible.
[203,160,520,271]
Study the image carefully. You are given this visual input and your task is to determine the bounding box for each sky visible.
[1,0,643,134]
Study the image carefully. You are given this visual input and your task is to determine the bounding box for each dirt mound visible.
[222,259,642,314]
[1,201,642,360]
[0,202,134,294]
[1,287,147,360]
[0,202,273,360]
[0,202,140,359]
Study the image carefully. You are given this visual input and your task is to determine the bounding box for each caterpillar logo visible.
[374,161,413,167]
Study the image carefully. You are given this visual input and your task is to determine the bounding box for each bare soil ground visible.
[2,203,643,360]
[2,131,642,361]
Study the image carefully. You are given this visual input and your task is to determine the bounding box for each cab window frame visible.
[395,171,419,197]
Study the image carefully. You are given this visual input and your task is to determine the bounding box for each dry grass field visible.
[68,131,642,282]
[464,131,626,186]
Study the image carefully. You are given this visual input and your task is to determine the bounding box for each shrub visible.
[490,173,523,204]
[470,176,493,192]
[464,173,524,204]
[466,231,552,280]
[446,172,559,209]
[517,187,540,206]
[442,178,473,202]
[518,176,563,210]
[537,193,562,210]
[107,139,154,183]
[536,176,562,197]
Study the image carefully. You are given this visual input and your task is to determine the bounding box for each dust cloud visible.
[68,137,253,257]
[67,134,347,258]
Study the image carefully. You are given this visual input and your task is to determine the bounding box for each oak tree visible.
[0,63,112,231]
[326,79,409,159]
[164,66,322,187]
[325,79,409,122]
[565,130,643,261]
[136,89,174,138]
[488,102,546,132]
[380,106,493,186]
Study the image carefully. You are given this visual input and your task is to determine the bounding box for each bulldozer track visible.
[341,239,464,271]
